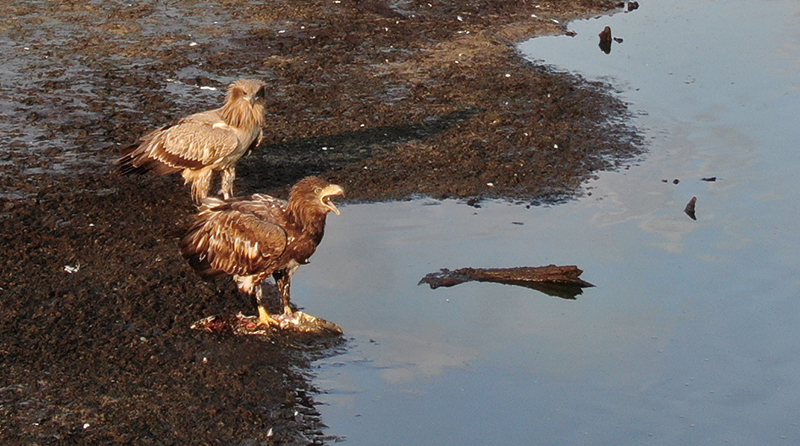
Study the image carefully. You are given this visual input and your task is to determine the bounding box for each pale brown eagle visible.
[118,79,267,203]
[180,176,345,327]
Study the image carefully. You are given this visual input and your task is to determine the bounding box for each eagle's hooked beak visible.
[249,87,267,105]
[320,184,345,215]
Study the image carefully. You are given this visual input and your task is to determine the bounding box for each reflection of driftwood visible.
[419,265,594,300]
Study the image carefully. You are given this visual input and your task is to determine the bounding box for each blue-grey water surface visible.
[295,0,800,444]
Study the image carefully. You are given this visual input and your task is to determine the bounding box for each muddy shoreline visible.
[1,1,641,444]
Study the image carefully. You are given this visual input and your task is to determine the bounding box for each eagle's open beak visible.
[321,184,345,215]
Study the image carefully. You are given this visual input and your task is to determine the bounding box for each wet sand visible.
[0,0,641,443]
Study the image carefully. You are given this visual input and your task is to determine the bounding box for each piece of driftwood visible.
[191,312,343,338]
[419,265,594,300]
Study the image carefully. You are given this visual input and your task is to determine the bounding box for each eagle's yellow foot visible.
[258,305,312,329]
[257,306,280,327]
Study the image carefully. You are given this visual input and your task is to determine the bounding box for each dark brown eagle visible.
[118,79,267,203]
[180,176,345,328]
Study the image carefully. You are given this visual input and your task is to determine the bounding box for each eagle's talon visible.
[257,306,280,328]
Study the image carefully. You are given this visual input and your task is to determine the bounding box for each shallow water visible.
[302,1,800,443]
[0,0,258,199]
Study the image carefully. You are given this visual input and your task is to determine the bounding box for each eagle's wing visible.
[140,112,242,171]
[181,196,289,279]
[233,194,289,225]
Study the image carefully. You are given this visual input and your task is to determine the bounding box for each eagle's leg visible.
[254,285,279,327]
[184,168,213,203]
[220,167,235,200]
[273,269,294,318]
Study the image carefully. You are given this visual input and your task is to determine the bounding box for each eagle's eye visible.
[314,187,322,195]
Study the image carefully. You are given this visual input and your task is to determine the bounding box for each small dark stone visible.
[599,26,613,43]
[684,196,697,220]
[598,27,613,53]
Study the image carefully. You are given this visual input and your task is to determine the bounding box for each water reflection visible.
[306,0,800,444]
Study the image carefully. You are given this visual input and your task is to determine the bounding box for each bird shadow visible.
[237,107,482,193]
